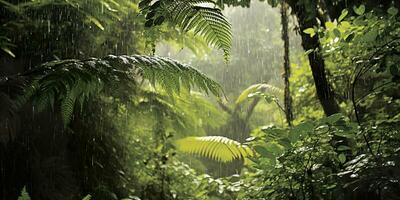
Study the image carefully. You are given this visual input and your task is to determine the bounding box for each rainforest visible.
[1,0,400,199]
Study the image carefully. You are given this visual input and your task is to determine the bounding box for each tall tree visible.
[286,0,340,116]
[280,1,293,126]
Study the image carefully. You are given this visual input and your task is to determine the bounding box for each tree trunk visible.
[280,2,293,126]
[287,0,340,116]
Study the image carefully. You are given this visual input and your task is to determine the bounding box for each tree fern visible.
[175,136,253,162]
[140,0,232,59]
[235,83,283,105]
[15,55,222,125]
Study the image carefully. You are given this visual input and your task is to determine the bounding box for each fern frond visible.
[17,186,31,200]
[81,194,91,200]
[17,55,222,125]
[141,0,232,59]
[176,136,253,162]
[235,83,283,105]
[215,0,251,8]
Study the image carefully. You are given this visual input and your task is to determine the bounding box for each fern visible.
[17,186,31,200]
[15,55,222,125]
[175,136,253,162]
[215,0,251,8]
[82,194,92,200]
[140,0,232,59]
[235,83,283,105]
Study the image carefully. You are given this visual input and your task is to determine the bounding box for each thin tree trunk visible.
[280,2,293,126]
[287,0,340,116]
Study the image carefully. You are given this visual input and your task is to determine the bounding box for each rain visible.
[1,0,400,200]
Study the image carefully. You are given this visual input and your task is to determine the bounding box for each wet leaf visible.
[353,5,365,15]
[254,145,270,157]
[1,47,15,58]
[337,145,351,151]
[87,16,104,30]
[303,28,315,37]
[154,16,165,25]
[388,7,398,16]
[339,153,346,163]
[338,9,348,22]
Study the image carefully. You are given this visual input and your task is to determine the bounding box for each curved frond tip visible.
[141,0,232,60]
[175,136,254,162]
[235,83,283,105]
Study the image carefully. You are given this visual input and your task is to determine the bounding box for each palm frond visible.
[235,83,283,105]
[175,136,253,162]
[140,0,232,59]
[16,55,222,125]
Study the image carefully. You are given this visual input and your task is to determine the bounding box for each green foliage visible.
[0,0,146,59]
[17,187,31,200]
[215,0,251,8]
[140,0,232,59]
[224,4,400,200]
[14,55,222,125]
[17,187,92,200]
[235,83,283,105]
[176,136,254,162]
[4,0,400,199]
[241,114,395,199]
[318,6,400,121]
[0,0,236,199]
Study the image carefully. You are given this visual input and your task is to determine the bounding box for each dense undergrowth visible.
[1,0,400,200]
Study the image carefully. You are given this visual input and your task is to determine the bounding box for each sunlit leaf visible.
[1,47,16,58]
[303,28,315,37]
[235,83,282,105]
[338,9,348,22]
[87,15,105,30]
[176,136,253,162]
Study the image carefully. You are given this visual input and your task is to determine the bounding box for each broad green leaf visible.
[254,145,270,157]
[353,5,365,15]
[345,32,355,42]
[265,142,284,155]
[320,113,343,125]
[340,21,351,29]
[362,29,378,42]
[325,21,335,30]
[337,145,351,151]
[338,153,346,163]
[303,28,315,37]
[338,9,348,22]
[388,7,398,16]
